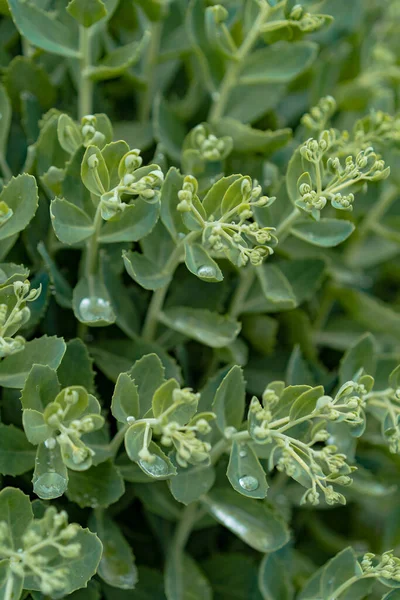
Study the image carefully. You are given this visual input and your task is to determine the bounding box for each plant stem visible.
[344,184,398,266]
[4,573,14,600]
[0,154,12,182]
[208,2,270,122]
[139,21,162,123]
[276,207,301,242]
[229,266,255,318]
[141,231,198,342]
[85,203,103,277]
[332,574,374,599]
[173,502,199,552]
[78,25,93,120]
[110,423,129,456]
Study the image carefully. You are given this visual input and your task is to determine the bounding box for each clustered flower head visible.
[40,386,103,470]
[296,128,390,218]
[0,507,81,596]
[361,551,400,582]
[301,96,337,132]
[178,174,277,267]
[186,123,233,162]
[90,148,164,221]
[316,380,368,427]
[134,384,214,470]
[288,3,330,32]
[0,279,41,358]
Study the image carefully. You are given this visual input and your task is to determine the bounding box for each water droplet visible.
[239,475,259,492]
[197,265,216,279]
[79,296,113,323]
[140,454,169,478]
[34,473,68,499]
[239,449,247,458]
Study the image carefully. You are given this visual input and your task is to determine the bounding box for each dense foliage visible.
[0,0,400,598]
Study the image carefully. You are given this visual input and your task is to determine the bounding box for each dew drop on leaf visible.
[79,296,113,323]
[238,475,259,492]
[197,265,217,279]
[33,472,67,499]
[139,454,169,478]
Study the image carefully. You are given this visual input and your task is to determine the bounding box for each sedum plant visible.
[1,0,400,598]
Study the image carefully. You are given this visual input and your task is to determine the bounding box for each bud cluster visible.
[81,114,106,148]
[361,551,400,582]
[191,177,277,267]
[301,96,337,132]
[0,507,81,596]
[131,383,215,472]
[0,279,41,358]
[316,381,367,427]
[189,124,233,162]
[288,4,329,33]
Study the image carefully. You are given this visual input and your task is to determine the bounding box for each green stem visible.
[139,21,162,123]
[0,154,12,182]
[4,573,14,600]
[78,25,93,120]
[208,2,270,122]
[276,207,301,242]
[85,203,103,277]
[229,266,255,317]
[173,502,199,552]
[344,184,397,265]
[331,574,374,599]
[110,423,129,456]
[141,232,198,342]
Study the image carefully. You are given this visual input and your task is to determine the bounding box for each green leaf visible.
[0,424,35,476]
[81,145,110,196]
[0,335,66,388]
[125,424,176,479]
[89,511,137,589]
[67,460,125,508]
[0,561,24,600]
[8,0,80,57]
[50,197,95,245]
[201,489,290,552]
[100,200,159,243]
[185,242,223,282]
[0,487,33,548]
[58,338,95,392]
[23,409,52,445]
[32,442,69,500]
[159,307,241,348]
[289,385,324,421]
[0,85,11,157]
[320,547,362,598]
[165,553,212,600]
[152,378,179,418]
[101,140,129,188]
[202,553,263,600]
[73,275,116,326]
[160,167,187,240]
[67,0,107,27]
[128,353,166,416]
[255,264,297,312]
[0,174,38,241]
[240,41,318,85]
[111,372,140,423]
[291,219,355,247]
[336,288,400,339]
[227,441,269,499]
[87,34,150,80]
[123,250,171,291]
[339,333,377,384]
[259,553,293,600]
[37,241,73,309]
[202,175,241,218]
[20,364,60,411]
[154,95,186,162]
[279,258,326,305]
[225,82,286,123]
[214,118,291,154]
[25,526,103,597]
[169,463,215,505]
[212,365,245,433]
